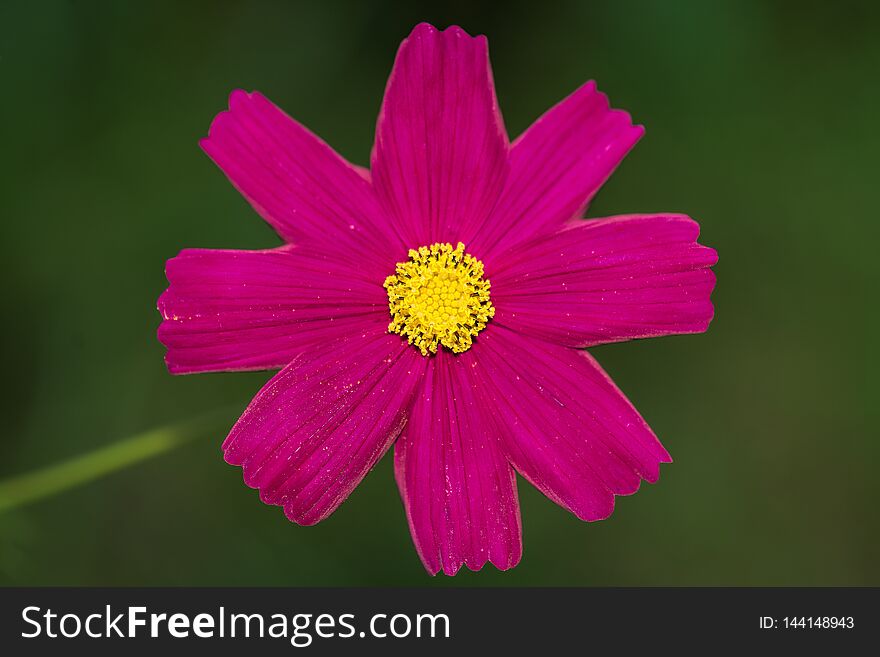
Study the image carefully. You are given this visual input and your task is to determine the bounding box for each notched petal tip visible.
[631,121,647,140]
[415,544,522,577]
[573,459,670,522]
[156,287,186,376]
[409,21,438,37]
[587,79,643,128]
[227,88,255,109]
[407,21,483,42]
[199,89,259,148]
[703,244,720,267]
[156,286,172,317]
[573,452,673,521]
[433,553,524,577]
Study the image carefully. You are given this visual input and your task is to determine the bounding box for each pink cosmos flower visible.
[158,23,717,575]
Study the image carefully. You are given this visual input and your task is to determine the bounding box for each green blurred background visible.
[1,0,877,586]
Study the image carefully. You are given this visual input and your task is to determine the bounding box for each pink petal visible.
[470,82,644,261]
[201,89,403,266]
[158,245,387,374]
[490,214,718,347]
[395,352,522,575]
[371,23,509,247]
[473,327,671,522]
[223,321,427,525]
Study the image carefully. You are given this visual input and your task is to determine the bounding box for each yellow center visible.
[384,242,495,356]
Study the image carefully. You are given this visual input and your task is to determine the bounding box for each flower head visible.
[384,242,495,355]
[158,23,717,575]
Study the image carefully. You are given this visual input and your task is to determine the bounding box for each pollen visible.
[384,242,495,356]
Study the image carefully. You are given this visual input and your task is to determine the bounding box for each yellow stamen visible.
[384,242,495,356]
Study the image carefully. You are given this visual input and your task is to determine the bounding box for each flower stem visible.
[0,408,236,514]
